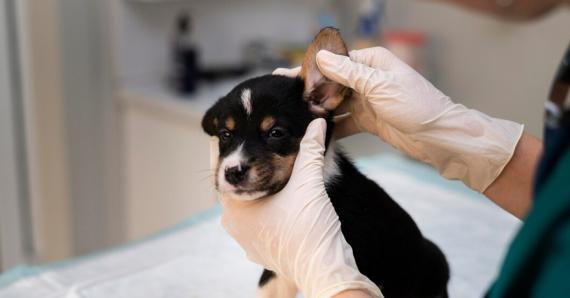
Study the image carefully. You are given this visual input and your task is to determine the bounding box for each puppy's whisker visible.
[199,173,215,181]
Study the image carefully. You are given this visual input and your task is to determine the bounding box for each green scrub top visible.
[487,44,570,297]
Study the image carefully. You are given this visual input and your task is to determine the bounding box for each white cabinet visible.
[119,82,229,240]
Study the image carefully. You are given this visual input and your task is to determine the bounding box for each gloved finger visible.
[273,66,301,77]
[290,118,327,181]
[316,50,394,97]
[332,116,361,139]
[219,198,265,265]
[348,47,399,71]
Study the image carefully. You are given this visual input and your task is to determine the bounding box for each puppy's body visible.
[203,27,449,298]
[203,75,449,298]
[324,148,449,298]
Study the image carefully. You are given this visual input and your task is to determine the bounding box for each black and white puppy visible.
[202,28,449,298]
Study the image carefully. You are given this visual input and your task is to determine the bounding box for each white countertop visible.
[119,74,263,121]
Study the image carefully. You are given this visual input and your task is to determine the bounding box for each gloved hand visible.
[215,119,383,298]
[275,47,524,192]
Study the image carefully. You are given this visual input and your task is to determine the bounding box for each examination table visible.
[0,154,520,298]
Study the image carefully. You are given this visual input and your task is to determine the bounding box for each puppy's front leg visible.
[257,269,297,298]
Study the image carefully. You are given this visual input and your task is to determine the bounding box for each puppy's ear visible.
[202,100,221,136]
[300,27,350,116]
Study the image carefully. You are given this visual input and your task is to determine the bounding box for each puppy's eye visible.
[219,129,232,142]
[268,127,286,139]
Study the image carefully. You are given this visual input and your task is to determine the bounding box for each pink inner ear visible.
[305,80,346,116]
[306,80,332,104]
[300,27,349,115]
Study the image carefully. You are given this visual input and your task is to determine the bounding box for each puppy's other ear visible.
[300,27,350,116]
[202,101,221,136]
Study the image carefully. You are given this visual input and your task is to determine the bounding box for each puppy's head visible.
[202,27,349,200]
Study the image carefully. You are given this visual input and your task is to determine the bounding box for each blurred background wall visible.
[58,0,124,257]
[388,0,570,138]
[0,0,30,270]
[1,0,569,270]
[1,0,119,268]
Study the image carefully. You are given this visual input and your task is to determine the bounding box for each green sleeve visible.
[530,219,570,298]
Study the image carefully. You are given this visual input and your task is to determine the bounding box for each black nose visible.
[225,165,250,186]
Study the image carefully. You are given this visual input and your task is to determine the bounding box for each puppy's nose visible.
[225,165,250,186]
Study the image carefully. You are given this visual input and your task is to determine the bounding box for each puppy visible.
[202,28,449,298]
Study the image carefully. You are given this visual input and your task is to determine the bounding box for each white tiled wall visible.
[115,0,324,84]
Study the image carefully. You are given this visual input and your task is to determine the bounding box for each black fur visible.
[324,153,449,297]
[203,75,449,297]
[258,269,276,287]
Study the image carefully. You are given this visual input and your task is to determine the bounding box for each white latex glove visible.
[214,119,383,298]
[276,48,524,192]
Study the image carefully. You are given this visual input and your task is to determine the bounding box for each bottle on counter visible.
[383,30,427,73]
[352,0,385,49]
[170,12,199,95]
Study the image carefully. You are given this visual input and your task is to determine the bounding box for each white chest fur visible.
[323,142,341,186]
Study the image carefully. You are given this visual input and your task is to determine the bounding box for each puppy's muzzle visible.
[225,164,250,186]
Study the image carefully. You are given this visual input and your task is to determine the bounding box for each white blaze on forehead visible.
[217,143,246,191]
[241,88,252,116]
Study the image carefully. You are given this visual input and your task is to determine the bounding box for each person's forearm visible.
[483,132,543,219]
[333,289,374,298]
[437,0,566,20]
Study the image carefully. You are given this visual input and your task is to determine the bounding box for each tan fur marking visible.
[272,154,296,183]
[225,117,236,130]
[300,27,348,82]
[213,118,219,128]
[260,116,276,132]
